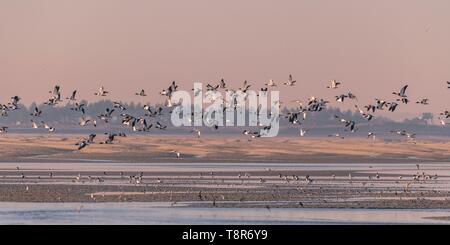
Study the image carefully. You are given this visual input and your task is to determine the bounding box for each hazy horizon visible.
[1,0,450,120]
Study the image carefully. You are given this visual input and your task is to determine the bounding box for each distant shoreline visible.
[1,134,450,163]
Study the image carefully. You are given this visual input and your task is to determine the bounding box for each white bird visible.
[31,120,40,129]
[439,118,448,126]
[299,129,307,137]
[41,121,55,132]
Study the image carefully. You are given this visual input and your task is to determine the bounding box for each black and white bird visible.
[0,127,8,133]
[113,101,127,111]
[75,134,96,150]
[41,121,55,132]
[94,86,109,96]
[347,92,357,100]
[375,99,388,110]
[49,85,62,101]
[239,80,252,92]
[101,132,117,144]
[355,105,374,121]
[97,108,115,123]
[44,98,58,106]
[393,85,408,97]
[66,90,77,101]
[440,111,450,119]
[9,96,21,110]
[155,122,167,130]
[219,79,227,89]
[283,74,296,86]
[206,83,220,91]
[71,103,86,114]
[334,115,356,132]
[327,80,341,89]
[388,102,399,112]
[30,106,42,117]
[160,81,178,97]
[135,89,147,96]
[416,99,429,105]
[396,97,409,104]
[335,94,348,102]
[76,140,89,150]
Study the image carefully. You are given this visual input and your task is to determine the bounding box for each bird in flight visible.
[94,86,109,96]
[135,89,147,97]
[326,80,341,89]
[283,74,296,86]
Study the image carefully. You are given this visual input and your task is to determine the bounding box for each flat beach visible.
[1,135,450,210]
[2,134,450,163]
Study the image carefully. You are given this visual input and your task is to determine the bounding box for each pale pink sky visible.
[1,0,450,119]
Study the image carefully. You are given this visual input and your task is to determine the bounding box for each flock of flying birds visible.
[1,77,450,153]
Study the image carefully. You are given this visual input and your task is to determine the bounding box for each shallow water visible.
[0,202,450,225]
